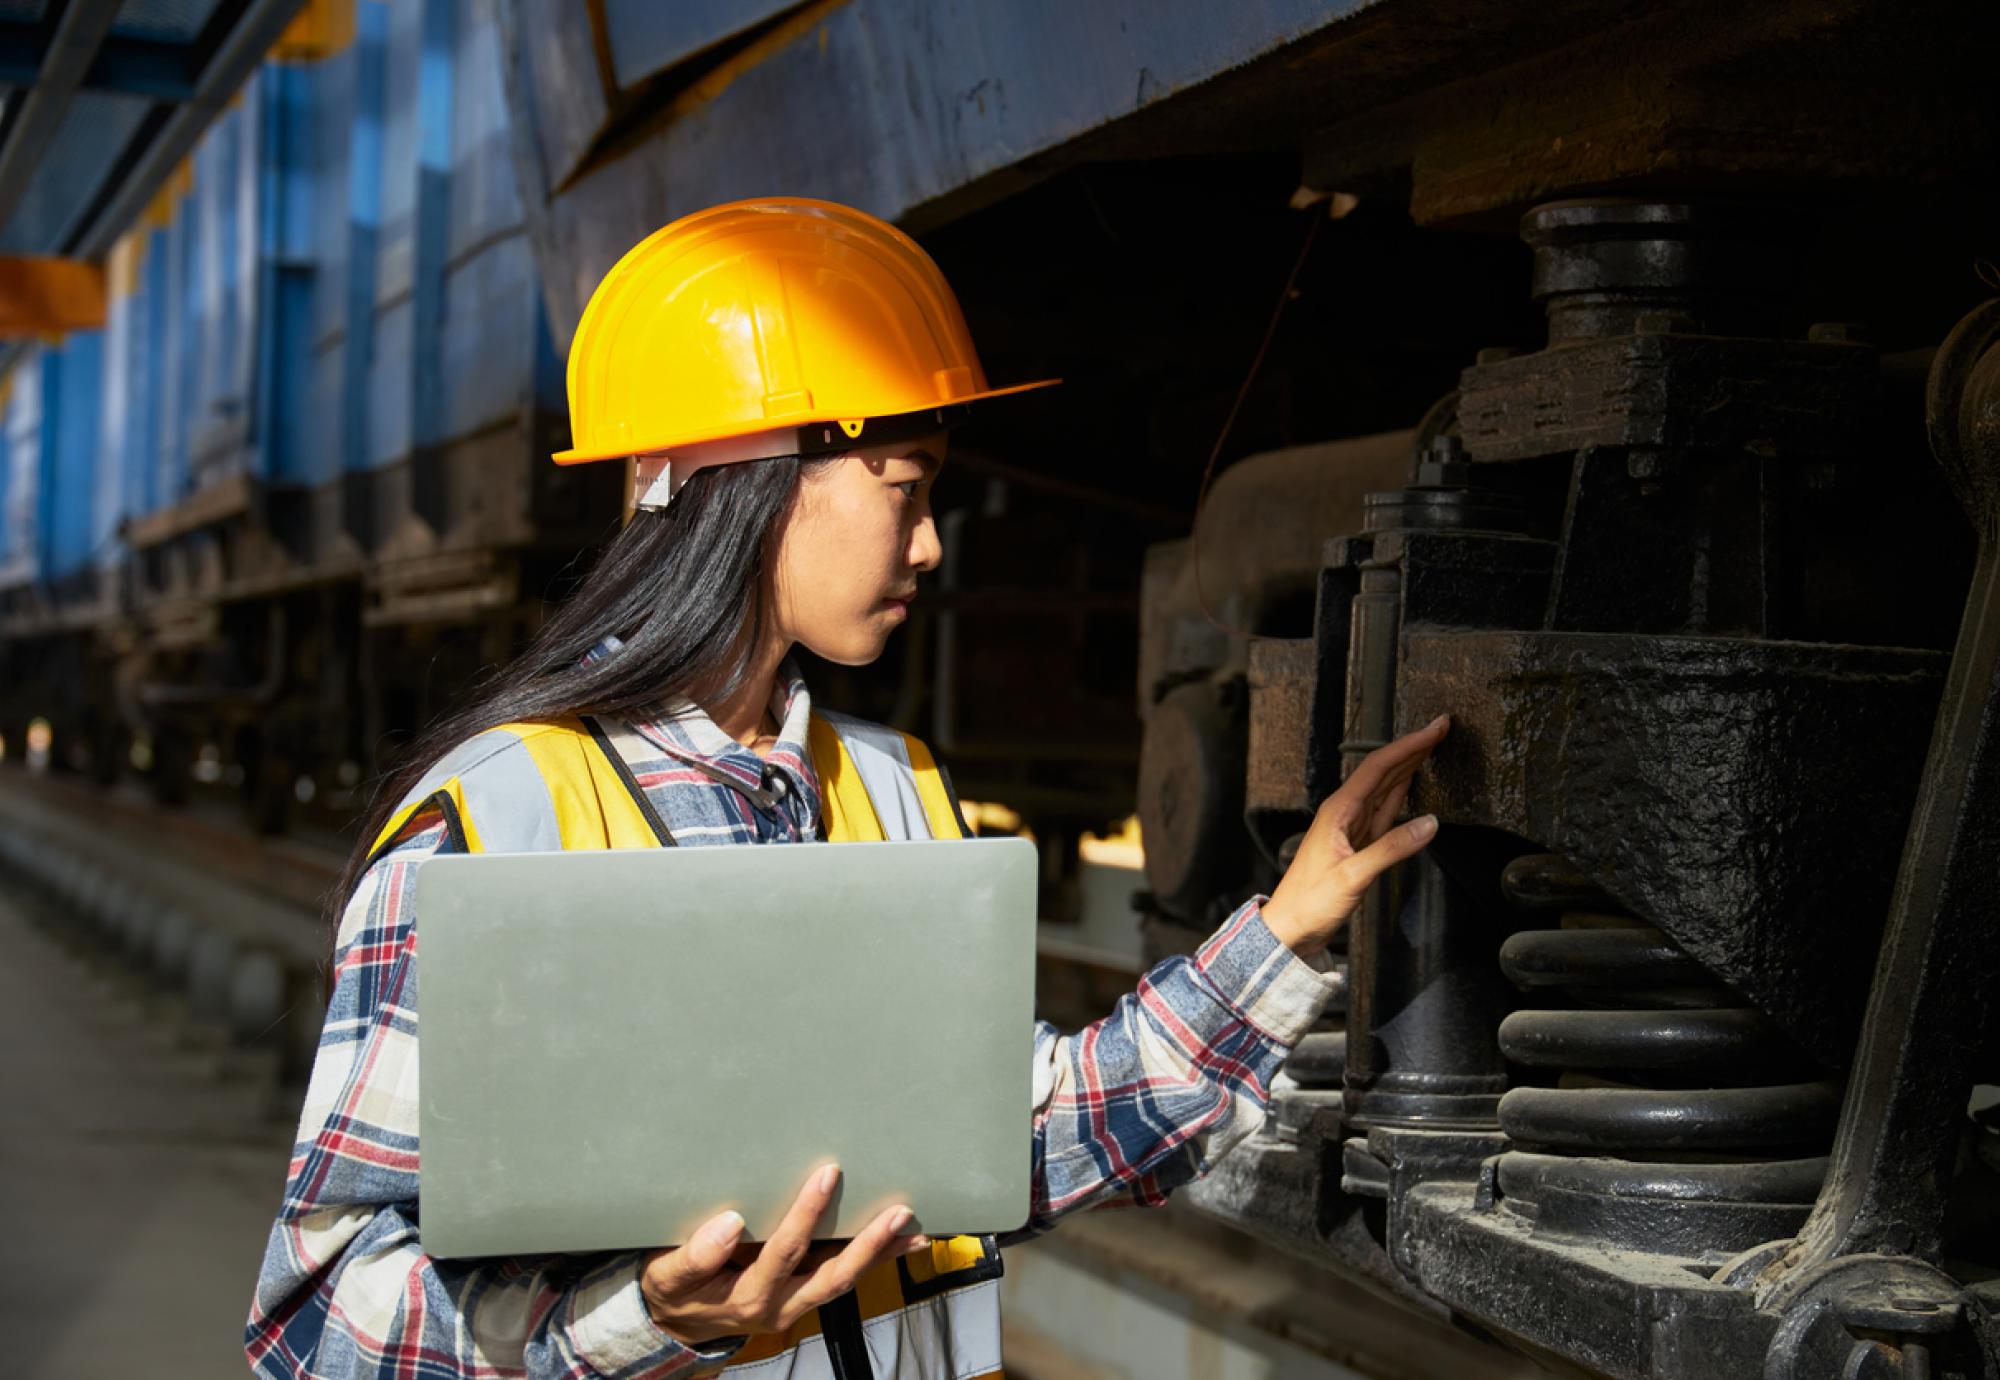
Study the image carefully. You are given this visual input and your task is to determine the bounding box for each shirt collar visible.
[584,637,823,828]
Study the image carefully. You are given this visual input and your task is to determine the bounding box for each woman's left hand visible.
[1259,715,1450,960]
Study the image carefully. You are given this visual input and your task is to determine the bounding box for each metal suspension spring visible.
[1495,854,1837,1164]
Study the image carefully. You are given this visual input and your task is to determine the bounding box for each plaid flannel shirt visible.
[246,656,1342,1379]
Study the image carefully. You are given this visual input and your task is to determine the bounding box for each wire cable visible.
[1191,209,1327,637]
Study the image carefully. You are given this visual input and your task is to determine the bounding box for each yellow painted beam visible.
[0,256,108,335]
[273,0,357,61]
[107,232,145,303]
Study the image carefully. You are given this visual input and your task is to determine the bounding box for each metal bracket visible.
[1755,300,2000,1301]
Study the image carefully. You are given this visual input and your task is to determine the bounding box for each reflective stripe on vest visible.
[374,710,1001,1379]
[723,1277,1002,1379]
[369,718,669,859]
[811,709,967,842]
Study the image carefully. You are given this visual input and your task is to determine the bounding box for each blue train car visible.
[0,332,110,593]
[1,5,1997,1377]
[0,0,611,808]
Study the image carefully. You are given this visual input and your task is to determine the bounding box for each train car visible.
[2,1,1998,1375]
[496,2,2000,1377]
[0,0,618,830]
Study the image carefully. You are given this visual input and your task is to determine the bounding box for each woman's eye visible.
[896,480,922,500]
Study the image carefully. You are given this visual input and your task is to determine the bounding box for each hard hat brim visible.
[550,377,1061,465]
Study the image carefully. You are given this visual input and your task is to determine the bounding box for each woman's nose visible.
[909,514,943,574]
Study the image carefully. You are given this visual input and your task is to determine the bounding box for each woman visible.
[245,198,1445,1379]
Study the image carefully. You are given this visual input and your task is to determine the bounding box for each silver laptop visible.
[413,837,1038,1258]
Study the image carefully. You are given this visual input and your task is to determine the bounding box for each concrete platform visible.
[0,885,294,1379]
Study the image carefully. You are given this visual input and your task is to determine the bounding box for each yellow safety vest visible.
[371,709,1005,1379]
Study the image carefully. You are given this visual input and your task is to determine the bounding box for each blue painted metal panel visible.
[39,332,105,580]
[97,229,172,531]
[259,61,321,486]
[0,355,38,584]
[408,0,455,459]
[532,0,1380,345]
[364,0,423,471]
[311,34,355,347]
[837,0,1373,215]
[300,321,344,491]
[187,102,235,484]
[170,74,267,491]
[98,262,136,543]
[158,189,197,507]
[0,0,560,592]
[375,0,420,304]
[270,61,319,264]
[266,266,316,485]
[450,0,523,246]
[130,229,169,516]
[440,233,536,440]
[303,29,358,488]
[221,89,252,469]
[366,294,413,467]
[341,0,389,476]
[0,380,14,572]
[601,0,805,89]
[437,0,534,442]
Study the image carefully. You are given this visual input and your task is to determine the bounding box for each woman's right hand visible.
[640,1164,925,1346]
[1259,715,1450,961]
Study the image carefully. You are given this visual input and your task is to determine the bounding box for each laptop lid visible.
[413,837,1037,1257]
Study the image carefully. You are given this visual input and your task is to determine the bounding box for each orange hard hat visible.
[553,197,1058,466]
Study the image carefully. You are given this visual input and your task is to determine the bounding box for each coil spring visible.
[1496,854,1837,1164]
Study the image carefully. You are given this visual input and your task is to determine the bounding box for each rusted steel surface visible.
[503,0,1997,350]
[1244,637,1315,839]
[1145,190,2000,1375]
[1745,302,2000,1328]
[500,0,1386,348]
[1397,629,1944,1067]
[1298,0,1999,226]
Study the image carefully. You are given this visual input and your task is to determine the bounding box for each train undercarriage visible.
[2,1,1996,1374]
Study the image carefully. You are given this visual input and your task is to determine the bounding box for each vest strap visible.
[811,710,968,842]
[818,709,933,839]
[581,715,676,846]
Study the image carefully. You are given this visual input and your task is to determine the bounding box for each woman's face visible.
[771,433,946,665]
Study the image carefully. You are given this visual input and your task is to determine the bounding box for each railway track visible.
[0,766,334,1083]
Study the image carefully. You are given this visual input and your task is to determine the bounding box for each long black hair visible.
[326,454,832,942]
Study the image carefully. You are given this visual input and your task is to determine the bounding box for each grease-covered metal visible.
[1167,199,2000,1377]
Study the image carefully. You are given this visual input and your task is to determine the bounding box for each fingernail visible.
[888,1206,914,1233]
[1413,814,1439,841]
[901,1234,933,1254]
[818,1164,840,1193]
[1428,714,1450,731]
[708,1210,745,1244]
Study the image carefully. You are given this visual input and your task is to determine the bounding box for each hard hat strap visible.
[632,429,802,509]
[630,406,966,510]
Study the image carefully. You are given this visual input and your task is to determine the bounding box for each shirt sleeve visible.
[1005,895,1340,1242]
[244,818,737,1379]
